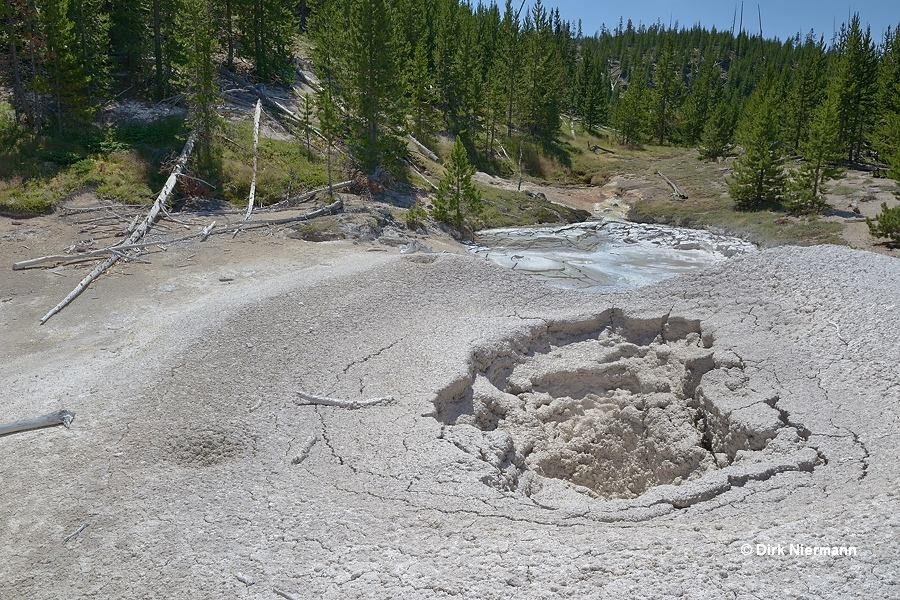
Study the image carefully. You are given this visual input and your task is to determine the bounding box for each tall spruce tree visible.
[432,136,483,230]
[339,0,404,173]
[782,32,827,153]
[613,65,649,146]
[728,86,786,210]
[237,0,296,83]
[830,14,879,162]
[651,36,681,145]
[177,0,218,163]
[874,24,900,173]
[785,89,843,213]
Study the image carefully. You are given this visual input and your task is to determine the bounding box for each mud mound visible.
[435,309,823,509]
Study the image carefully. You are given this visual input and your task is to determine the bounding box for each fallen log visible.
[588,143,615,154]
[263,181,353,211]
[0,409,75,437]
[219,200,343,232]
[295,390,395,410]
[39,131,197,324]
[407,134,440,163]
[404,159,438,190]
[658,170,688,199]
[13,223,215,270]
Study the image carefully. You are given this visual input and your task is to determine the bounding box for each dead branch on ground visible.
[39,131,197,324]
[658,170,688,199]
[0,409,75,437]
[295,390,395,410]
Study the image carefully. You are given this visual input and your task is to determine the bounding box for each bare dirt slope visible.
[1,208,899,599]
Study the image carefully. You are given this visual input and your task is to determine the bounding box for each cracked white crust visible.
[1,244,898,599]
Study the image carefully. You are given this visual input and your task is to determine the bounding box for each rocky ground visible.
[1,196,898,598]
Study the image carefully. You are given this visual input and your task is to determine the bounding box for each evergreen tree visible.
[785,90,843,213]
[177,0,218,162]
[332,0,405,173]
[651,36,682,145]
[237,0,296,83]
[682,57,720,145]
[782,32,827,153]
[698,96,734,160]
[830,14,879,162]
[108,0,149,79]
[874,24,900,170]
[68,0,109,104]
[432,136,483,230]
[38,0,91,130]
[728,87,786,210]
[308,0,342,187]
[520,0,564,142]
[613,65,649,146]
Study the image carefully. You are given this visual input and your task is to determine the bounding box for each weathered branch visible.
[404,159,438,190]
[244,99,262,221]
[658,170,688,199]
[295,390,395,410]
[13,223,215,270]
[64,521,89,542]
[0,409,75,437]
[220,200,342,233]
[263,182,353,211]
[407,134,440,163]
[39,132,197,324]
[290,434,317,465]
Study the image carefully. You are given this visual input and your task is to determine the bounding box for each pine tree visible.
[339,0,404,173]
[432,136,483,230]
[651,36,682,145]
[38,0,91,130]
[237,0,296,83]
[613,65,649,146]
[698,96,734,160]
[874,24,900,173]
[68,0,109,104]
[785,90,843,214]
[177,0,218,163]
[830,14,879,162]
[308,0,342,188]
[782,32,827,153]
[682,57,720,145]
[728,87,786,210]
[520,0,563,142]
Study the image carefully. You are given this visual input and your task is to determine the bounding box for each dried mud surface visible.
[1,210,899,599]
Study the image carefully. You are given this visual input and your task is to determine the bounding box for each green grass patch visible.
[476,184,590,229]
[629,197,845,247]
[215,120,330,206]
[0,115,188,214]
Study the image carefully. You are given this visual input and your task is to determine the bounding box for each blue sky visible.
[529,0,899,44]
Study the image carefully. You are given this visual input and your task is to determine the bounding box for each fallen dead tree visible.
[12,223,215,271]
[262,181,353,211]
[39,131,197,324]
[295,390,395,410]
[0,409,75,437]
[219,200,343,232]
[407,134,440,163]
[658,170,688,199]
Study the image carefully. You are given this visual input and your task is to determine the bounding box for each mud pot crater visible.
[434,310,823,514]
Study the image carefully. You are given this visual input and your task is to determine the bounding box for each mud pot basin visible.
[434,309,823,521]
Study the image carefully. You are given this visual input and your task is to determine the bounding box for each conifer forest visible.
[2,0,899,230]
